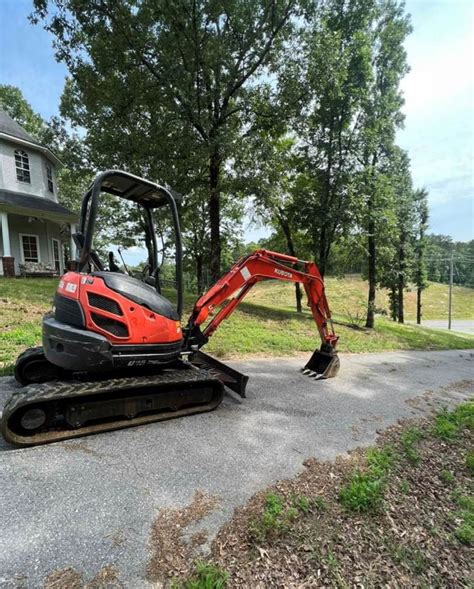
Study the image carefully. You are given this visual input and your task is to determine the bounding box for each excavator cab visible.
[74,169,183,316]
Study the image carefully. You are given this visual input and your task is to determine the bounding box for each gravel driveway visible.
[0,349,473,588]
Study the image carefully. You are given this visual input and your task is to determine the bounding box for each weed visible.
[249,493,286,541]
[450,401,474,430]
[400,427,423,465]
[339,471,384,512]
[367,446,394,476]
[312,496,326,511]
[440,470,455,484]
[432,408,459,441]
[399,480,410,494]
[176,562,228,589]
[452,494,474,546]
[466,452,474,475]
[286,507,299,520]
[390,544,429,574]
[457,495,474,512]
[454,523,473,546]
[292,495,312,513]
[325,551,339,570]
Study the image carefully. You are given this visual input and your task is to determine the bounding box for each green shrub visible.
[339,471,384,512]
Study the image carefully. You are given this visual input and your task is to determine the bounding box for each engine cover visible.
[54,271,183,347]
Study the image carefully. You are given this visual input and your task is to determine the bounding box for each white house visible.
[0,109,78,277]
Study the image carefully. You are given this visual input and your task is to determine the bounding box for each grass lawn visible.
[166,401,474,587]
[1,276,473,374]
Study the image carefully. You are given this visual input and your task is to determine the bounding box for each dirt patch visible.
[43,565,122,589]
[43,567,83,589]
[146,490,221,583]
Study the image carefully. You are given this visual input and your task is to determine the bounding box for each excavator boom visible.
[184,249,340,384]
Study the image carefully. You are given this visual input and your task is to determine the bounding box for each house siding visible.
[0,138,58,201]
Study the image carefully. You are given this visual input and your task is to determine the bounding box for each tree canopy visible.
[4,0,462,323]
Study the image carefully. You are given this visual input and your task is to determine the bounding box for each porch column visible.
[1,212,11,256]
[1,212,15,277]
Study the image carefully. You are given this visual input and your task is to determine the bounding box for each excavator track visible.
[1,366,223,446]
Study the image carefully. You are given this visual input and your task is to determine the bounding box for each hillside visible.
[0,277,473,373]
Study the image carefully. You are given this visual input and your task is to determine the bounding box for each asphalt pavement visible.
[416,319,474,335]
[0,349,473,588]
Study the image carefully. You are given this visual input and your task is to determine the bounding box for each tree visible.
[0,85,45,140]
[376,147,415,324]
[358,0,411,328]
[235,133,307,311]
[288,0,375,277]
[32,0,298,281]
[413,188,429,324]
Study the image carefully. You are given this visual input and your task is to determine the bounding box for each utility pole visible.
[448,255,453,330]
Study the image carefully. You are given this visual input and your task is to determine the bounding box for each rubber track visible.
[1,367,223,446]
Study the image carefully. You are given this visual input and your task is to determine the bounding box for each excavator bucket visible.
[302,345,340,379]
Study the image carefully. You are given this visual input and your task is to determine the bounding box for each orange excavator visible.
[1,171,339,446]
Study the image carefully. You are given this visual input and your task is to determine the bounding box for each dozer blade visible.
[1,365,224,447]
[190,350,249,398]
[303,346,340,379]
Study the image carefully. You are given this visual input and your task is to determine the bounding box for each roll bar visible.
[75,170,183,318]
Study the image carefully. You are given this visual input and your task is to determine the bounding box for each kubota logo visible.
[274,268,293,279]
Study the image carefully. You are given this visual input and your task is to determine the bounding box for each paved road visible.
[416,319,474,335]
[0,350,473,588]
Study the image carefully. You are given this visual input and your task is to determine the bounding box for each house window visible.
[20,234,40,263]
[15,150,31,183]
[46,163,54,193]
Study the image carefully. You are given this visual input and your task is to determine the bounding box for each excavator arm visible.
[184,249,340,394]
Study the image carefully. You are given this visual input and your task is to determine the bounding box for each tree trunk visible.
[397,245,405,324]
[365,214,376,329]
[397,279,404,323]
[277,208,303,313]
[196,255,204,295]
[416,287,422,324]
[318,115,335,278]
[209,148,221,283]
[389,287,397,321]
[318,228,328,278]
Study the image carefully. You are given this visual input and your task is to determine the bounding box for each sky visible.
[0,0,473,246]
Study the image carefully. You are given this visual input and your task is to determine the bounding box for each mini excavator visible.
[1,170,339,446]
